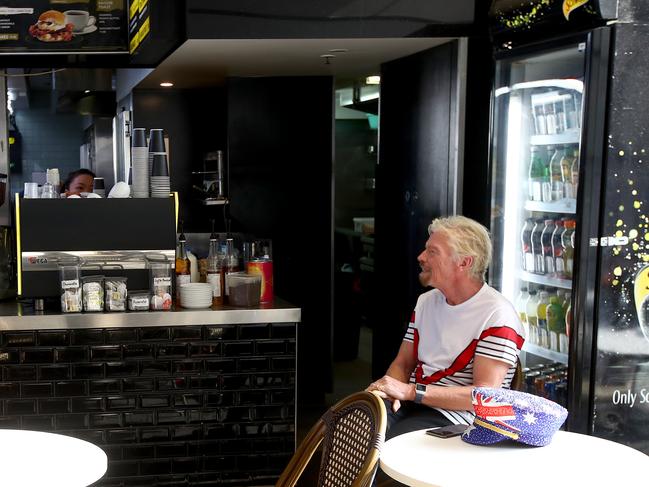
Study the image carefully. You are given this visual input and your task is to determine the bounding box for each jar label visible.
[154,277,171,287]
[61,279,79,290]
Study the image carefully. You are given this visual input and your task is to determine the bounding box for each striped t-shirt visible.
[404,284,525,425]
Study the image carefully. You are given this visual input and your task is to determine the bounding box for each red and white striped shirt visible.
[403,284,525,425]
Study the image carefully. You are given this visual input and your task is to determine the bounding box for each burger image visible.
[28,10,73,42]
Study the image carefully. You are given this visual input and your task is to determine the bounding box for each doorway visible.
[329,76,378,405]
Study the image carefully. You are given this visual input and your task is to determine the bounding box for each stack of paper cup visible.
[150,153,171,198]
[131,128,149,198]
[148,129,165,176]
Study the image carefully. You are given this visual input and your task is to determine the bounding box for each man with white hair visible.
[367,215,525,438]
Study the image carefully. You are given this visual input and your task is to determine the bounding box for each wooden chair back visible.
[276,391,387,487]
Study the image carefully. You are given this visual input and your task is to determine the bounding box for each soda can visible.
[247,259,273,303]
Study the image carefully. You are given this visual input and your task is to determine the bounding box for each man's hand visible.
[366,375,415,412]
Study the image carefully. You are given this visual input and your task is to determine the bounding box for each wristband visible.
[414,383,426,404]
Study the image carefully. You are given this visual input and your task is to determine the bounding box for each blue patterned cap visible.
[461,387,568,447]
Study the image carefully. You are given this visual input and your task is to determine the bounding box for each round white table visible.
[0,430,107,487]
[380,429,649,487]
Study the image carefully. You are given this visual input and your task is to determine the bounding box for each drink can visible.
[247,259,273,303]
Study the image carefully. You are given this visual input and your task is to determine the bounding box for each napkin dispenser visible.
[16,196,177,298]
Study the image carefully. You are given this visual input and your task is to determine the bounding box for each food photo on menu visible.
[28,10,73,42]
[0,2,126,52]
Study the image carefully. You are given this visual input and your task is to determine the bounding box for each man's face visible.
[417,231,458,289]
[69,174,94,194]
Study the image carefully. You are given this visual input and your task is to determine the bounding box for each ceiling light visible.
[366,76,381,85]
[160,82,174,87]
[84,90,90,94]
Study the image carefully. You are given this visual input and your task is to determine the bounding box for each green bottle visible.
[546,296,565,352]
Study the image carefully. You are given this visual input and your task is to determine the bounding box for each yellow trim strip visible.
[15,193,22,296]
[173,192,179,231]
[474,418,520,440]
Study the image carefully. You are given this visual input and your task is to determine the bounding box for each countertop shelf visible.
[523,343,568,364]
[0,299,300,330]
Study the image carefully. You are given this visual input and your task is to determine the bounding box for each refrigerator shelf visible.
[520,270,572,289]
[523,343,568,364]
[524,199,577,214]
[530,132,580,146]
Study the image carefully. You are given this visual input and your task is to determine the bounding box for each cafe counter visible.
[0,301,300,487]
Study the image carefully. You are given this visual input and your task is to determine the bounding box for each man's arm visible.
[386,341,417,382]
[368,353,512,411]
[415,355,512,411]
[366,341,417,407]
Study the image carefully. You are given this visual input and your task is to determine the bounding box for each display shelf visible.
[530,131,581,146]
[524,199,577,214]
[520,270,572,289]
[523,343,568,364]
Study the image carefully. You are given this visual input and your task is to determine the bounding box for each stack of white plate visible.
[131,146,149,198]
[179,283,213,309]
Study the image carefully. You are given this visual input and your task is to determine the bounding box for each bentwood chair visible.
[276,391,387,487]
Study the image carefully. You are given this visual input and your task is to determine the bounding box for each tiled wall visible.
[12,104,83,194]
[0,323,297,486]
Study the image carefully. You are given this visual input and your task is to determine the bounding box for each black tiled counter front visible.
[0,304,299,487]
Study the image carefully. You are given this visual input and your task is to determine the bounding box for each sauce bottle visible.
[175,222,191,307]
[206,221,223,306]
[223,238,239,303]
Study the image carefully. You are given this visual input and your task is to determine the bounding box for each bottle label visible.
[61,279,79,290]
[545,256,555,274]
[154,277,171,287]
[525,253,535,272]
[207,273,222,297]
[225,272,233,296]
[177,275,191,287]
[550,332,559,352]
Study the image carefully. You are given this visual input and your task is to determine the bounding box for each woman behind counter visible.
[62,169,95,197]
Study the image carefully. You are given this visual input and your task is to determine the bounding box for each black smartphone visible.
[425,424,468,438]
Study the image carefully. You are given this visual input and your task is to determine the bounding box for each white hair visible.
[428,215,492,281]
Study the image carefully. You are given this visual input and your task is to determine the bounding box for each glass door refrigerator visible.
[488,4,649,454]
[489,39,588,407]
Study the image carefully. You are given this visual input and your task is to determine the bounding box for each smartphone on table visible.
[425,424,468,439]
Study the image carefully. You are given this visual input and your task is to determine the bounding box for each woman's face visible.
[68,174,94,194]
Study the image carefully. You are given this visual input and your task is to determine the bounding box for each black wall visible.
[461,36,495,227]
[227,77,334,405]
[132,88,228,231]
[373,42,458,378]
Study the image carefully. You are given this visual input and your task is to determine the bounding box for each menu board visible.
[0,1,127,52]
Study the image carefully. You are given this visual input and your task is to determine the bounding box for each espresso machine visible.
[16,197,176,301]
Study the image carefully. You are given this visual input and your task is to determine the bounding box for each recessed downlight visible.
[160,82,174,87]
[366,76,381,85]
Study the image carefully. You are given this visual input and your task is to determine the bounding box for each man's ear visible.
[458,255,474,272]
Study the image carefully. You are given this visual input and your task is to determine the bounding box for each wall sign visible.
[0,1,127,53]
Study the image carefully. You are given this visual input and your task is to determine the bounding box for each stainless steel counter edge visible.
[0,302,301,330]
